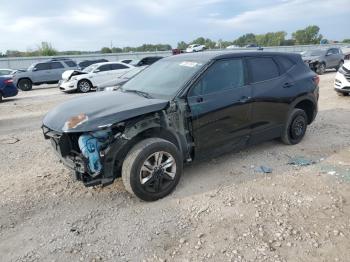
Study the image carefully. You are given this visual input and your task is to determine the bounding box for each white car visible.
[0,68,17,76]
[186,44,206,53]
[59,62,135,93]
[334,61,350,96]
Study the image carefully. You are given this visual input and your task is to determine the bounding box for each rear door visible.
[326,49,338,68]
[92,64,112,84]
[31,62,52,83]
[110,63,131,76]
[50,62,65,81]
[247,56,294,144]
[187,58,252,155]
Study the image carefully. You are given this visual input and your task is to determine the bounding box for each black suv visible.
[42,52,319,201]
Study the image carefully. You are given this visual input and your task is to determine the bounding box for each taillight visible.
[4,79,13,84]
[313,75,320,86]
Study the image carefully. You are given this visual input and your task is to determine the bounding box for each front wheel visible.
[122,138,183,201]
[77,79,92,93]
[316,63,326,75]
[281,109,308,145]
[18,79,32,91]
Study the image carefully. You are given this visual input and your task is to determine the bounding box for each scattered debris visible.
[288,156,316,166]
[255,166,273,173]
[0,137,20,145]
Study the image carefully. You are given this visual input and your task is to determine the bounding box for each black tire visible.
[18,78,32,91]
[122,138,183,201]
[281,109,308,145]
[336,60,344,71]
[0,93,2,103]
[316,63,326,75]
[337,92,349,96]
[77,79,92,93]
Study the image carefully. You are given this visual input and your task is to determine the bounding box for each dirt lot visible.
[1,73,350,262]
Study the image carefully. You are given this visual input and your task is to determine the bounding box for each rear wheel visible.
[122,138,183,201]
[316,63,326,75]
[18,79,32,91]
[77,79,92,93]
[281,109,308,145]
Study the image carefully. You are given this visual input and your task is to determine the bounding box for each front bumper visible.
[42,125,116,187]
[59,80,77,92]
[334,72,350,92]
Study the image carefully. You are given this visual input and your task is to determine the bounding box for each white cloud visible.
[206,0,350,31]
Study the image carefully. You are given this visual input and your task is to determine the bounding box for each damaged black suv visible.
[42,51,319,201]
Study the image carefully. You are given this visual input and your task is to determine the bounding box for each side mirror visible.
[326,52,332,56]
[94,69,100,73]
[33,68,38,71]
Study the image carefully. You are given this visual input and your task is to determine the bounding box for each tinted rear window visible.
[247,57,279,83]
[276,56,295,72]
[51,62,64,69]
[111,63,129,70]
[35,63,51,71]
[64,60,77,67]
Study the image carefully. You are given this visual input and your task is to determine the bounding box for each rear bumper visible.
[1,84,18,98]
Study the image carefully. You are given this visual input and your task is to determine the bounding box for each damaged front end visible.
[42,124,125,187]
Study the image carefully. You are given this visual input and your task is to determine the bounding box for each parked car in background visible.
[59,62,135,93]
[0,69,16,76]
[130,56,163,67]
[0,76,18,102]
[245,44,264,50]
[226,45,240,49]
[42,51,318,201]
[172,49,184,55]
[302,48,344,75]
[119,59,133,64]
[78,59,109,70]
[186,44,206,52]
[13,60,78,91]
[96,66,146,92]
[334,61,350,96]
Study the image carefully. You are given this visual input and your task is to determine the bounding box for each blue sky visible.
[0,0,349,52]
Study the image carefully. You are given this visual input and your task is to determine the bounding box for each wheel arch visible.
[290,96,317,124]
[103,113,187,179]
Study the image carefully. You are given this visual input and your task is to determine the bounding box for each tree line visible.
[1,25,349,58]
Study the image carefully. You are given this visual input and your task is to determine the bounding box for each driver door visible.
[187,58,252,157]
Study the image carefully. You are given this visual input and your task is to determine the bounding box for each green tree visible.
[38,42,57,56]
[101,47,112,53]
[177,41,188,50]
[292,25,323,45]
[255,31,287,46]
[233,33,256,47]
[343,39,350,43]
[111,47,123,53]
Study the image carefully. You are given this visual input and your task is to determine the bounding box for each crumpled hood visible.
[62,70,87,81]
[43,91,169,133]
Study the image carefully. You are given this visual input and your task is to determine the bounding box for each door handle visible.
[238,96,251,103]
[283,82,294,88]
[196,97,204,103]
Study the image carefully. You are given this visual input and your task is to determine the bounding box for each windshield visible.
[121,59,204,99]
[83,64,99,73]
[301,49,325,56]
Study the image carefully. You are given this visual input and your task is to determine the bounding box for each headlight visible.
[63,113,88,131]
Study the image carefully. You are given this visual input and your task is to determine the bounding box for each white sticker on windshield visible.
[179,61,201,68]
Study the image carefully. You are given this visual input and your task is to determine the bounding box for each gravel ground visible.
[1,73,350,262]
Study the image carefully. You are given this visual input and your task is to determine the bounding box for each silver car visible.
[302,47,344,75]
[14,59,78,91]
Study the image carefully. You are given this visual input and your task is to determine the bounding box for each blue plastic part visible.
[78,130,110,174]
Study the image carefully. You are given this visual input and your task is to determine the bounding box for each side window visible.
[191,59,244,96]
[35,63,51,71]
[111,63,129,70]
[247,57,280,83]
[332,49,339,54]
[97,64,111,72]
[51,62,64,69]
[276,56,295,73]
[64,61,77,67]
